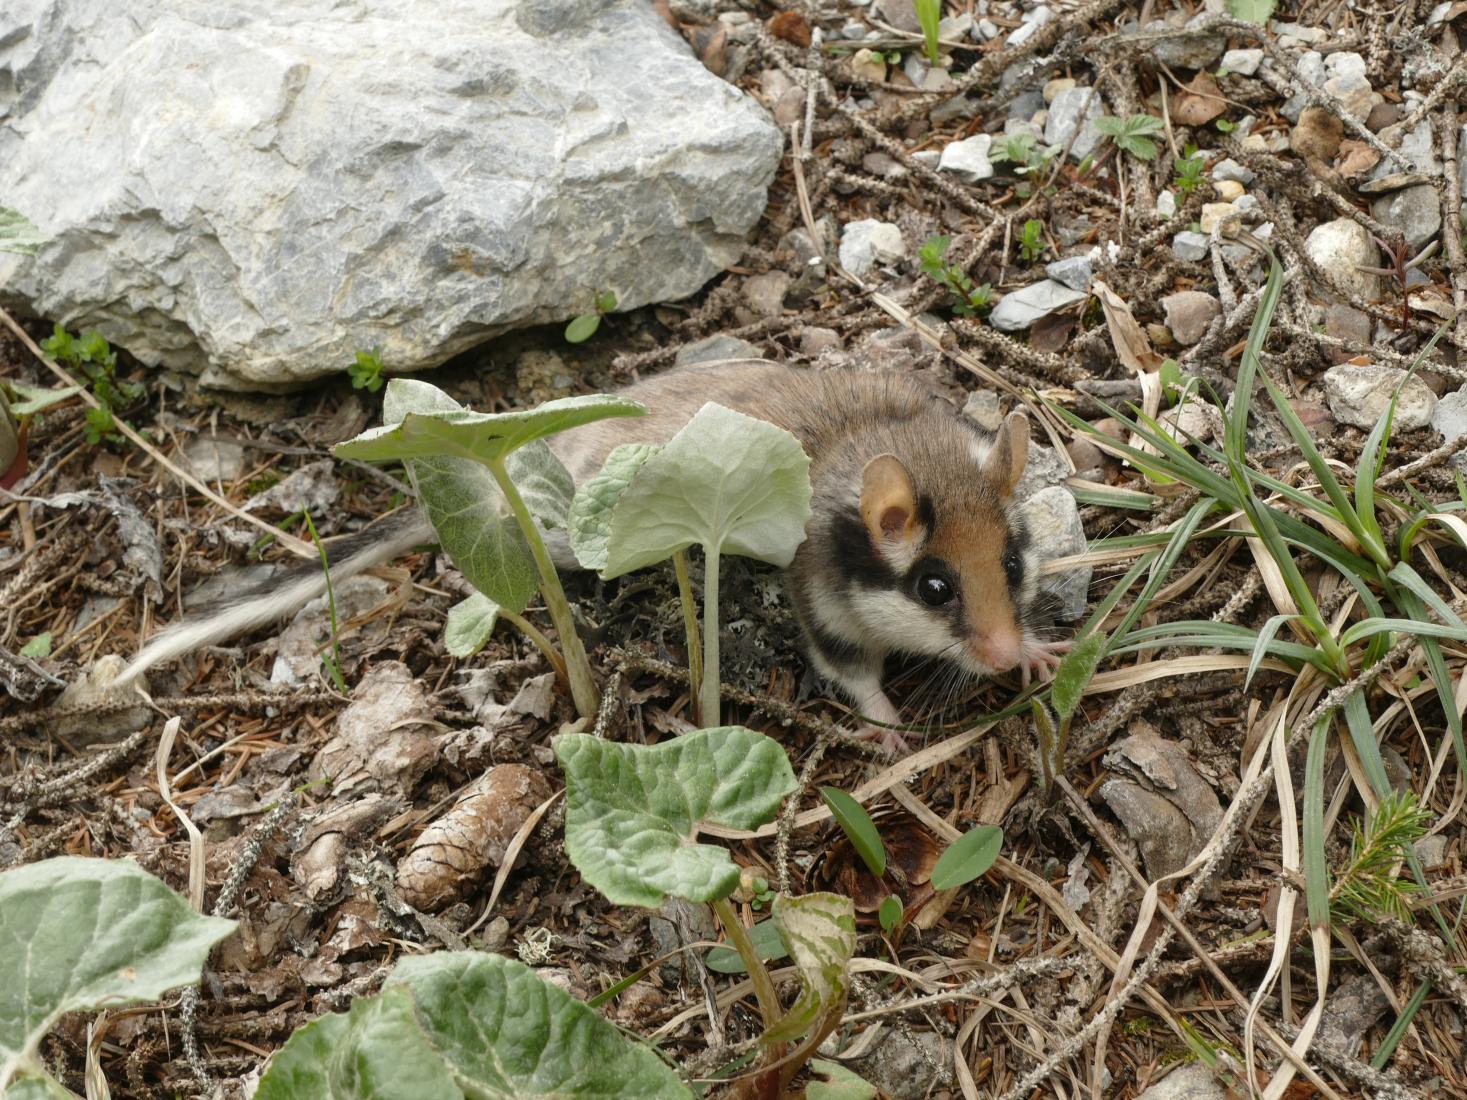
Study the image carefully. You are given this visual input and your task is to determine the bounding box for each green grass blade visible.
[1338,617,1467,649]
[1303,715,1332,930]
[1387,562,1465,627]
[820,787,886,878]
[1247,614,1299,688]
[1342,690,1392,800]
[1372,980,1431,1069]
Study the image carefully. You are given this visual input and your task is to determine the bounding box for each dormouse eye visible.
[917,573,954,606]
[1003,550,1023,585]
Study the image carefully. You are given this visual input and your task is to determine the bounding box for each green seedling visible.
[40,324,143,445]
[821,785,1004,930]
[1214,117,1238,133]
[0,205,44,255]
[1330,791,1430,924]
[17,632,50,659]
[1173,143,1205,195]
[1030,630,1108,794]
[557,728,867,1094]
[1095,113,1165,161]
[918,234,994,317]
[333,378,647,719]
[991,133,1055,176]
[565,289,618,344]
[568,402,813,725]
[0,858,235,1097]
[915,0,941,64]
[348,346,386,393]
[256,951,692,1100]
[302,510,347,692]
[1018,218,1047,263]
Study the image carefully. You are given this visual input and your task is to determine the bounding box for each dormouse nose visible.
[974,629,1023,672]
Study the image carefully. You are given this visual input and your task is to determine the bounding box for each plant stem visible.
[302,510,347,692]
[711,896,782,1028]
[672,550,702,724]
[487,458,599,718]
[500,608,570,687]
[700,544,721,727]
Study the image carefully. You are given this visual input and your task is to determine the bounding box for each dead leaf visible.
[1337,139,1382,179]
[687,24,727,76]
[768,10,812,48]
[1171,70,1226,126]
[1092,279,1163,374]
[1030,308,1076,354]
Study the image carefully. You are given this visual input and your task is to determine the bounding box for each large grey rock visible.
[0,0,782,390]
[1135,1063,1227,1100]
[1324,363,1436,430]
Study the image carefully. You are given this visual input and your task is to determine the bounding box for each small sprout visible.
[41,324,141,446]
[1224,0,1276,25]
[348,346,386,392]
[1173,143,1205,194]
[566,289,619,344]
[1214,117,1238,133]
[1018,218,1047,263]
[917,234,994,316]
[915,0,941,64]
[1095,113,1165,161]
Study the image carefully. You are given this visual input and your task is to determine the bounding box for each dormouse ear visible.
[860,454,921,544]
[982,411,1030,496]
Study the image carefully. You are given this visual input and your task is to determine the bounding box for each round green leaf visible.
[568,443,661,572]
[444,593,501,658]
[0,858,236,1085]
[556,727,798,907]
[930,825,1003,891]
[599,403,813,580]
[388,951,692,1099]
[819,787,886,878]
[255,986,461,1100]
[565,314,601,343]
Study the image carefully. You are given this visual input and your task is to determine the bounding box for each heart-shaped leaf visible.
[597,403,812,579]
[0,858,236,1088]
[557,727,797,907]
[387,952,691,1099]
[763,893,856,1045]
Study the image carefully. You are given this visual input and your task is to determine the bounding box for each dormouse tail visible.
[117,508,436,686]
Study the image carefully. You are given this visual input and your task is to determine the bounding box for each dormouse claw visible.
[1019,639,1071,689]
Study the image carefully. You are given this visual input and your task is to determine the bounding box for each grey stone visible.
[845,1028,953,1100]
[1018,486,1089,620]
[1007,87,1045,121]
[1101,733,1225,881]
[675,334,763,365]
[1161,290,1221,346]
[1371,185,1441,252]
[873,0,920,32]
[1296,49,1326,87]
[841,21,868,38]
[1324,364,1437,430]
[962,388,1004,431]
[1324,71,1375,118]
[0,0,782,390]
[1044,255,1092,292]
[1015,439,1069,499]
[1415,834,1449,866]
[1221,47,1263,75]
[989,279,1089,331]
[1145,14,1224,69]
[1324,50,1368,81]
[1271,20,1327,44]
[1323,303,1371,362]
[931,93,979,125]
[1211,157,1255,184]
[937,133,994,182]
[181,437,246,483]
[838,219,905,276]
[1135,1063,1227,1100]
[1305,218,1382,300]
[1172,230,1210,261]
[1317,973,1390,1056]
[741,271,790,318]
[1430,386,1467,439]
[798,326,841,357]
[1156,190,1177,219]
[974,16,999,39]
[1044,86,1103,161]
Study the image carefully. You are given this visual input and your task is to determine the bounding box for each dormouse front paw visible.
[1019,638,1070,688]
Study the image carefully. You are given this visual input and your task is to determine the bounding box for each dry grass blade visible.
[155,715,206,912]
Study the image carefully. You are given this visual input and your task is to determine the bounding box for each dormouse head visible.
[853,410,1038,676]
